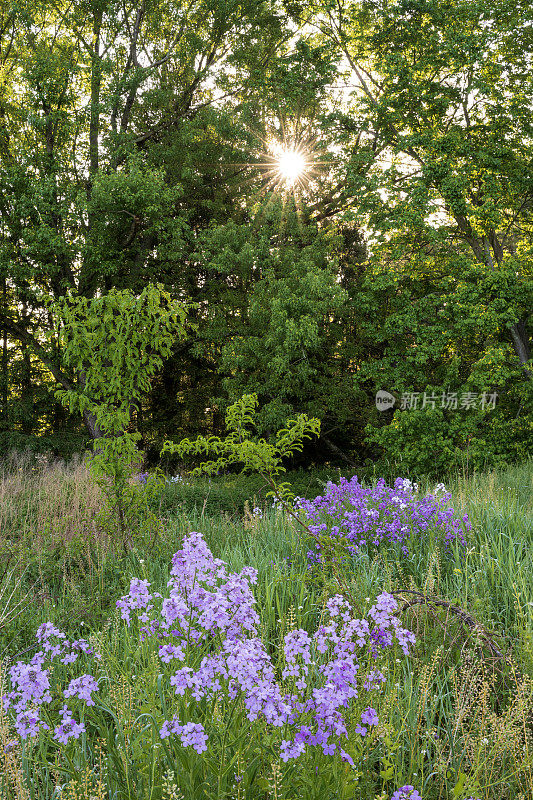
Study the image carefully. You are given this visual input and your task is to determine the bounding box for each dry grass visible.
[0,451,113,560]
[450,656,533,799]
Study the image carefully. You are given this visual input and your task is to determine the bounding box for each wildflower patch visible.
[297,477,470,566]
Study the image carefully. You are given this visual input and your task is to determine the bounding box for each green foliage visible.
[162,394,321,501]
[350,250,533,475]
[52,284,190,433]
[1,0,532,478]
[0,0,312,448]
[159,467,340,516]
[52,284,189,549]
[85,156,189,291]
[366,404,533,478]
[303,0,533,475]
[199,201,360,436]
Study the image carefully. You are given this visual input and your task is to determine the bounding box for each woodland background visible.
[1,0,532,477]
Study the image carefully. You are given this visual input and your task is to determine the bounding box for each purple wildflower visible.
[340,748,355,765]
[1,624,100,748]
[299,476,469,565]
[159,643,185,663]
[159,716,207,754]
[135,532,415,764]
[8,661,51,706]
[360,707,379,727]
[53,706,85,745]
[280,739,306,761]
[391,787,422,800]
[117,578,153,625]
[14,708,49,739]
[176,721,208,754]
[63,674,99,706]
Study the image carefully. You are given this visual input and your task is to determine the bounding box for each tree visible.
[304,0,533,472]
[52,284,189,546]
[162,392,321,502]
[195,197,367,464]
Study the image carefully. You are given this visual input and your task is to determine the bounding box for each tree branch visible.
[3,318,72,393]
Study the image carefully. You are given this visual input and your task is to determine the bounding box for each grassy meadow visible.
[1,454,532,800]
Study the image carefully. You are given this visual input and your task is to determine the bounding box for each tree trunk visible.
[78,371,104,439]
[82,408,104,439]
[509,319,532,380]
[320,434,357,469]
[456,221,532,382]
[2,319,104,440]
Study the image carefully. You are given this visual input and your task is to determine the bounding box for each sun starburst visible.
[272,145,308,187]
[253,134,325,196]
[216,122,332,213]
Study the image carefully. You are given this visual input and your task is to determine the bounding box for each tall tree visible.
[195,199,366,464]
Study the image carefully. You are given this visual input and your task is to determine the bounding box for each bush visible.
[159,467,342,517]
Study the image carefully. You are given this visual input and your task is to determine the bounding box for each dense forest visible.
[1,0,532,476]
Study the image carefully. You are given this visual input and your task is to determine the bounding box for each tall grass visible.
[0,452,109,552]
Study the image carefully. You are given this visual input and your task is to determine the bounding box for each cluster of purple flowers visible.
[388,789,480,800]
[296,476,470,564]
[1,622,100,744]
[54,705,86,745]
[117,531,415,762]
[391,787,422,800]
[160,718,208,753]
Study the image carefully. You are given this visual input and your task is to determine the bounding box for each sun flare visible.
[228,129,325,198]
[276,148,307,186]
